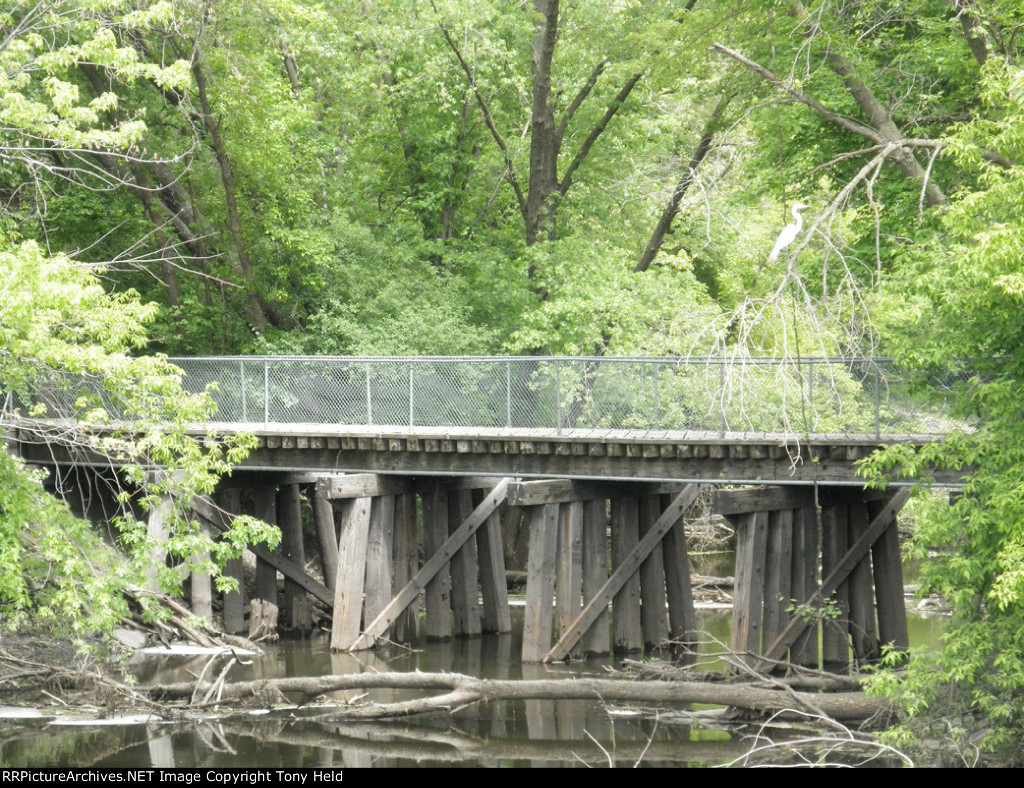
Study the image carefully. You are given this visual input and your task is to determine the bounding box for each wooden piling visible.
[311,488,339,591]
[581,499,610,655]
[660,493,697,655]
[611,497,644,653]
[522,504,559,662]
[474,487,511,634]
[762,508,793,656]
[448,489,482,637]
[364,494,396,632]
[330,497,372,650]
[820,502,851,670]
[250,486,278,610]
[391,491,420,642]
[278,483,309,632]
[731,510,768,669]
[789,506,819,667]
[555,501,584,646]
[422,489,453,640]
[637,495,669,651]
[217,489,246,635]
[847,500,880,661]
[868,497,909,654]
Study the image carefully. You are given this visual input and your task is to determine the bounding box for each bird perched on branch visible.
[767,202,810,263]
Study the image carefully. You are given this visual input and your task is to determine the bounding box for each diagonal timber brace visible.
[757,487,912,668]
[542,483,702,663]
[340,478,511,652]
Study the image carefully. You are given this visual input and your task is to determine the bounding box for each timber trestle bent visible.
[40,461,915,672]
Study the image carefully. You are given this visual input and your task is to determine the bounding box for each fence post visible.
[408,362,414,427]
[875,364,881,439]
[240,360,247,422]
[365,363,373,425]
[506,360,512,428]
[719,361,726,438]
[807,362,814,435]
[263,360,269,425]
[653,361,660,429]
[555,359,562,434]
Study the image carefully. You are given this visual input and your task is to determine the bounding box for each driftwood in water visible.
[151,670,891,723]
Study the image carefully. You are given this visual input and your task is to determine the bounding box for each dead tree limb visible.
[151,671,891,723]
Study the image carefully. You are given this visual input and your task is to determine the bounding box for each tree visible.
[0,0,276,636]
[860,53,1024,765]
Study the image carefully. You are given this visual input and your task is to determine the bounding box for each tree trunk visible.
[152,670,892,723]
[191,53,274,334]
[525,0,561,247]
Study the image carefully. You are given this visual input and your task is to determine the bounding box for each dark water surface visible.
[0,570,945,768]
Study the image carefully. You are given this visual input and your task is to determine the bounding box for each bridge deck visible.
[11,419,959,485]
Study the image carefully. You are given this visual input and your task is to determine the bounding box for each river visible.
[0,588,945,768]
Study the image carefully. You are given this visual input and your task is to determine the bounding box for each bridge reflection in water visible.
[8,356,966,672]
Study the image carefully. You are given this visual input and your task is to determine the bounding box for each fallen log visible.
[151,670,891,723]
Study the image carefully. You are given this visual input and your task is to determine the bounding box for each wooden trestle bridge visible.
[7,356,964,671]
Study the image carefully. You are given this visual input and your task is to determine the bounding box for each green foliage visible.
[861,59,1024,766]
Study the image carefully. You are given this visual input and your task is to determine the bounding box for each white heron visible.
[767,202,810,263]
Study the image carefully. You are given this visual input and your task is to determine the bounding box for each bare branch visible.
[555,59,606,146]
[435,17,526,216]
[557,71,644,198]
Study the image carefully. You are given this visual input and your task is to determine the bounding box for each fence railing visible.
[152,356,968,437]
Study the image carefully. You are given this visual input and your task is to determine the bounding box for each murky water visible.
[0,562,945,768]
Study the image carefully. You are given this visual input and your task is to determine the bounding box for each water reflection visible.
[0,589,946,768]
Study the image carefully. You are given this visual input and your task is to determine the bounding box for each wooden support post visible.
[555,501,584,644]
[759,488,912,669]
[638,495,669,651]
[217,489,246,635]
[251,486,278,608]
[869,497,909,654]
[364,495,396,631]
[312,489,339,591]
[474,488,511,634]
[762,509,793,658]
[391,492,420,642]
[821,502,851,671]
[789,506,819,667]
[278,483,309,632]
[422,489,452,639]
[144,471,172,592]
[522,504,559,662]
[349,480,509,652]
[731,510,768,669]
[581,499,610,655]
[847,500,880,662]
[611,497,644,653]
[544,485,702,663]
[661,492,697,656]
[330,497,372,650]
[190,518,213,625]
[448,490,482,636]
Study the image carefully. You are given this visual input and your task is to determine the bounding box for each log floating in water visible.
[151,670,891,723]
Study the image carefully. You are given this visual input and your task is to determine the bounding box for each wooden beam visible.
[731,510,768,668]
[318,474,412,499]
[192,495,332,605]
[759,487,912,666]
[348,480,510,651]
[331,497,373,650]
[474,488,511,634]
[714,486,815,516]
[509,479,688,506]
[312,490,339,591]
[543,485,702,663]
[523,504,560,662]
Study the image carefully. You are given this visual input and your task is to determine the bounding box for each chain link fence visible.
[160,356,972,437]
